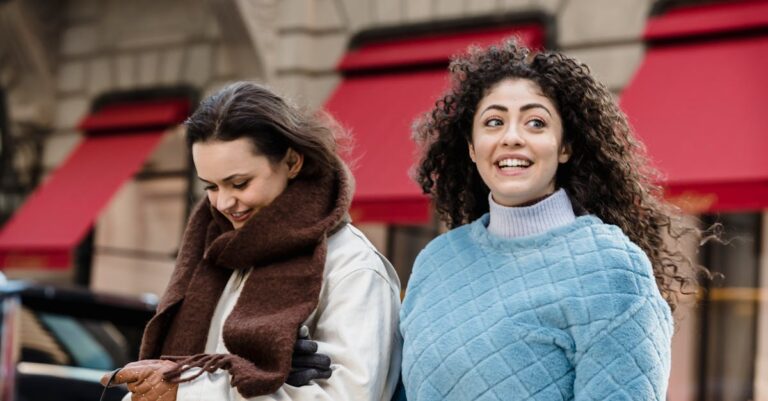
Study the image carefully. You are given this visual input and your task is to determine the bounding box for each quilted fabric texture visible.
[400,214,673,401]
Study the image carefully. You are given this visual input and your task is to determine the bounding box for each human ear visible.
[285,148,304,178]
[558,142,572,164]
[468,142,476,163]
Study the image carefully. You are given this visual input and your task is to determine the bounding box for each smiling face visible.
[469,78,571,207]
[192,137,303,229]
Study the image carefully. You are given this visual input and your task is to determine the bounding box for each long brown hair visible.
[414,38,708,311]
[185,81,351,180]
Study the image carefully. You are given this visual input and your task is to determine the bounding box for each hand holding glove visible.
[286,325,332,387]
[101,359,179,401]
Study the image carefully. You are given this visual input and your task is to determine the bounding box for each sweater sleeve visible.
[175,267,402,401]
[572,294,673,401]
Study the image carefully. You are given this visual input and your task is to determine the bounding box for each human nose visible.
[500,124,525,147]
[215,190,236,212]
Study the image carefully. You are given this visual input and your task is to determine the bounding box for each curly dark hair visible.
[414,38,707,311]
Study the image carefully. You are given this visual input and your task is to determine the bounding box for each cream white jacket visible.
[172,223,402,401]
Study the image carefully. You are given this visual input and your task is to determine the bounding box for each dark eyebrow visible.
[479,104,508,116]
[520,103,552,117]
[197,174,249,184]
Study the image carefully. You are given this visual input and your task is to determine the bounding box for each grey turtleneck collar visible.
[487,189,576,239]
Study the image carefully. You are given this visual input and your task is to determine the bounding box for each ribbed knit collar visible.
[487,189,576,239]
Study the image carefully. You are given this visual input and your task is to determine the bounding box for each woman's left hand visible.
[101,359,179,401]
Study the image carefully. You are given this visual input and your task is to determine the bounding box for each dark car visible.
[0,280,156,401]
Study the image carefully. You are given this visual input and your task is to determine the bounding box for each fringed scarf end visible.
[160,354,233,383]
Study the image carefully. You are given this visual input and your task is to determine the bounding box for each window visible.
[698,213,762,401]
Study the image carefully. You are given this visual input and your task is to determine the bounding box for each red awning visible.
[325,25,545,223]
[0,99,189,268]
[339,25,545,71]
[620,1,768,213]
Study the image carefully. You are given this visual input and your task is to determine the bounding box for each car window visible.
[37,313,115,370]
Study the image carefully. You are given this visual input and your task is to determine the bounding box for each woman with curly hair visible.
[399,38,703,400]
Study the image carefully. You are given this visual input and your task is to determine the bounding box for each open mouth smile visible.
[496,158,532,170]
[228,209,253,223]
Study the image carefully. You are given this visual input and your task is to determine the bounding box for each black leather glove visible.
[286,325,332,387]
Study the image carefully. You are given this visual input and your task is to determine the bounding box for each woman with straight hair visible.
[399,38,709,400]
[103,81,402,401]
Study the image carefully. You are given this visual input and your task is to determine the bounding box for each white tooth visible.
[498,158,531,168]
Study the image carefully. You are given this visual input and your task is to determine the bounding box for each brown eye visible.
[233,180,250,189]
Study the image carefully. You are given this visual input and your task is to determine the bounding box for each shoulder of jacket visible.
[325,224,400,289]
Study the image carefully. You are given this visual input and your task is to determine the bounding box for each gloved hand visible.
[100,359,179,401]
[286,325,332,387]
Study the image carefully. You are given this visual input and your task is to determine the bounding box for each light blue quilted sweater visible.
[400,210,673,400]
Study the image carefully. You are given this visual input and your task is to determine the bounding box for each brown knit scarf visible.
[138,169,350,397]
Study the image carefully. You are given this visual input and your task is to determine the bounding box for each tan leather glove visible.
[101,359,179,401]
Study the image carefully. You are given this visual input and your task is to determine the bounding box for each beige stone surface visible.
[272,74,304,103]
[501,0,561,13]
[279,0,345,30]
[90,253,175,298]
[374,0,402,25]
[160,48,185,85]
[102,0,209,49]
[87,57,113,96]
[137,51,161,87]
[467,0,499,15]
[562,43,644,91]
[231,0,281,82]
[278,34,308,71]
[56,61,86,94]
[53,96,89,130]
[278,0,310,29]
[278,32,346,72]
[314,33,348,70]
[404,0,433,22]
[143,127,188,173]
[210,3,269,81]
[214,44,236,78]
[94,177,187,255]
[115,54,137,89]
[355,223,388,258]
[559,0,652,46]
[183,43,213,86]
[214,42,264,82]
[305,74,341,109]
[272,72,339,109]
[60,24,99,56]
[41,132,83,170]
[435,0,464,18]
[313,0,347,30]
[337,0,373,30]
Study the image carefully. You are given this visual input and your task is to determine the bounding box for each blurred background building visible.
[0,0,765,400]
